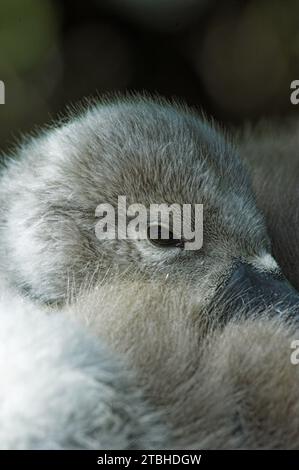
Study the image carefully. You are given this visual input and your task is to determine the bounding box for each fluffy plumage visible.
[68,280,299,449]
[0,96,269,304]
[0,278,166,450]
[0,95,299,449]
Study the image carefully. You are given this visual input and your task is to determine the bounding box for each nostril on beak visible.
[216,262,299,322]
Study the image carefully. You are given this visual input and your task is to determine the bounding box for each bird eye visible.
[147,225,184,248]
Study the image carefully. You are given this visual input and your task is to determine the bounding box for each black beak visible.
[215,262,299,323]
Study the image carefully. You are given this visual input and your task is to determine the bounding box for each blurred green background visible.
[1,0,299,151]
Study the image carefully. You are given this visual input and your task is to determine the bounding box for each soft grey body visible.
[0,96,298,449]
[0,277,165,450]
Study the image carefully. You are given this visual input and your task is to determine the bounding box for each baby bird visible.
[0,95,299,449]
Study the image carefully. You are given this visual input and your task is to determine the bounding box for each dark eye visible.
[147,225,184,248]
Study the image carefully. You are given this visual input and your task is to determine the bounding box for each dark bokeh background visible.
[1,0,299,152]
